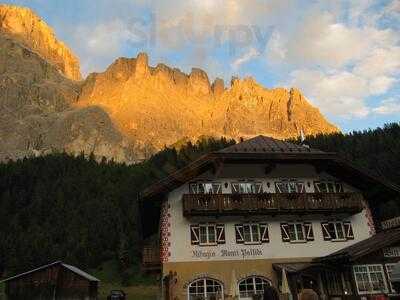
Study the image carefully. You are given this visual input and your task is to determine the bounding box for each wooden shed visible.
[1,261,100,300]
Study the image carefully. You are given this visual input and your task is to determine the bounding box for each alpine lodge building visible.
[140,136,400,300]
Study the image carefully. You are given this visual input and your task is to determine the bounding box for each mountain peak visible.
[0,4,81,80]
[78,52,339,154]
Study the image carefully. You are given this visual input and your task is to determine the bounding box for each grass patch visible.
[90,260,159,300]
[98,284,158,300]
[0,282,5,300]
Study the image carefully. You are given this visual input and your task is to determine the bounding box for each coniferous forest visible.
[0,123,399,280]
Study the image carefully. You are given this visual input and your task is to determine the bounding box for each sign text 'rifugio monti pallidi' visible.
[192,248,263,260]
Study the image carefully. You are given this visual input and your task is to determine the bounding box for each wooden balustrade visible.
[182,192,364,217]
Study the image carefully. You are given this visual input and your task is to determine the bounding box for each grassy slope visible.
[90,260,159,300]
[0,283,4,300]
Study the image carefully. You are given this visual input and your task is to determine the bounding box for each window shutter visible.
[216,224,226,244]
[281,223,290,242]
[189,183,197,194]
[256,183,263,193]
[235,224,244,243]
[304,222,314,241]
[343,222,354,240]
[321,222,332,240]
[190,225,200,245]
[232,183,239,194]
[260,223,269,243]
[297,182,305,193]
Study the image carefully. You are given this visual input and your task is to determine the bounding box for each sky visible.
[3,0,400,132]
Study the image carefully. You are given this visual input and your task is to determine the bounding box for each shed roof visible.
[0,261,100,283]
[316,228,400,263]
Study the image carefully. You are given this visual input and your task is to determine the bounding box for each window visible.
[353,265,388,294]
[190,224,225,246]
[235,223,269,244]
[384,247,400,258]
[188,278,223,300]
[238,276,271,298]
[385,264,398,294]
[190,182,222,194]
[314,181,343,193]
[232,182,263,194]
[281,223,314,242]
[275,179,305,193]
[321,221,354,241]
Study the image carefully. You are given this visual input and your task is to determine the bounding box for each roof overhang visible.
[315,228,400,263]
[141,151,400,201]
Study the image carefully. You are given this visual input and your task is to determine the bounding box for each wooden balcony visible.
[182,192,364,217]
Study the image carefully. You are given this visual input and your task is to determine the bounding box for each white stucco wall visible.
[165,163,372,263]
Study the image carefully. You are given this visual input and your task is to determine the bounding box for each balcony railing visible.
[182,192,364,217]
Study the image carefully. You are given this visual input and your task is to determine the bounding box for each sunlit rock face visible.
[78,53,339,157]
[0,34,136,163]
[0,4,81,80]
[0,4,339,163]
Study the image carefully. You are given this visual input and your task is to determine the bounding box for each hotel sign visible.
[192,248,263,260]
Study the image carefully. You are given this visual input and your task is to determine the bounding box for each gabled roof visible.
[141,135,400,199]
[0,261,100,283]
[219,135,323,154]
[316,228,400,263]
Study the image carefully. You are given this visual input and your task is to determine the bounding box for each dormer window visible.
[314,181,343,193]
[275,179,305,193]
[231,182,263,194]
[189,182,222,194]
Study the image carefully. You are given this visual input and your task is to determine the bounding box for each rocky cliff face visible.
[78,53,339,157]
[0,5,339,163]
[0,33,136,162]
[0,4,81,80]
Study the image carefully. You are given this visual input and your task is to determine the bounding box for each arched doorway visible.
[187,277,224,300]
[238,276,271,299]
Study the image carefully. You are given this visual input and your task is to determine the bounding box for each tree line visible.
[0,123,399,279]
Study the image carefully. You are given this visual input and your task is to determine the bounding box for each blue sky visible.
[3,0,400,132]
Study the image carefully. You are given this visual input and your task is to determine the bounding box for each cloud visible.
[267,12,398,69]
[353,47,400,78]
[289,69,370,118]
[372,98,400,115]
[231,48,259,70]
[72,19,148,74]
[266,3,399,119]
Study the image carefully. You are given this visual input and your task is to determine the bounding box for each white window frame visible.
[384,247,400,258]
[190,182,222,194]
[198,224,217,246]
[314,181,343,193]
[231,181,263,194]
[353,264,388,295]
[325,222,346,241]
[385,263,399,294]
[242,223,261,245]
[275,179,305,193]
[287,223,306,243]
[238,276,271,298]
[187,278,224,300]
